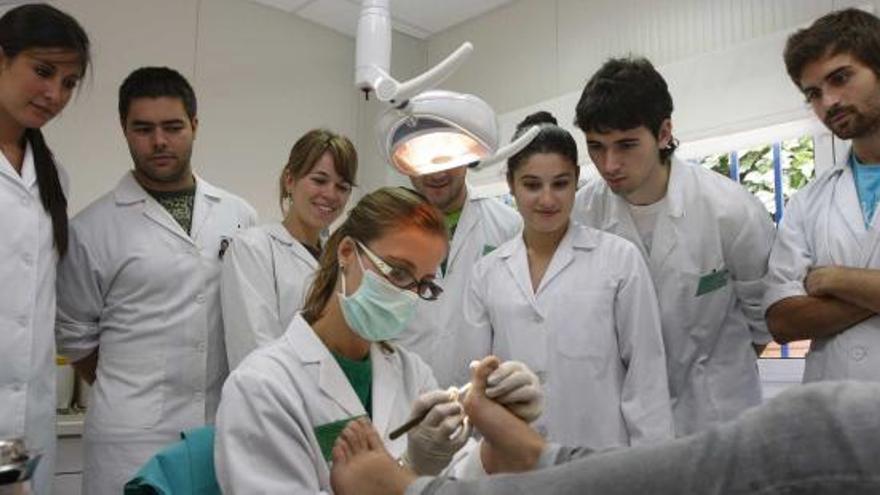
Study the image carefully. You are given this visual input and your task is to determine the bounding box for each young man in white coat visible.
[766,9,880,382]
[571,57,776,436]
[398,165,521,387]
[55,67,257,495]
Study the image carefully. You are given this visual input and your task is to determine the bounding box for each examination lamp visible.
[355,0,538,176]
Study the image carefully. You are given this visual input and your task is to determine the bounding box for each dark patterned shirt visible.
[147,186,196,234]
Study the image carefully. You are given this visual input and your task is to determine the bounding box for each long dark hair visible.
[0,4,91,256]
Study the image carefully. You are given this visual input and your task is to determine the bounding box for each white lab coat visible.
[215,313,441,494]
[764,151,880,382]
[395,192,521,387]
[55,172,256,495]
[221,222,318,369]
[0,144,63,495]
[458,223,673,448]
[574,157,775,436]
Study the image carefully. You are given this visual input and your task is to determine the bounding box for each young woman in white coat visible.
[222,129,357,369]
[458,112,673,450]
[0,5,89,494]
[215,187,544,493]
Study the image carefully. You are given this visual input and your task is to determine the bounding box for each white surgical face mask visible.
[338,250,419,341]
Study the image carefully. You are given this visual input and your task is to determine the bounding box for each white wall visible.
[33,0,879,211]
[424,0,877,192]
[40,0,425,220]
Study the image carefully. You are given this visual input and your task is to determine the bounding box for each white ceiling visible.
[248,0,515,39]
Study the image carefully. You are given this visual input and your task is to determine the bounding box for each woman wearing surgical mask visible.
[457,111,674,450]
[221,129,357,370]
[0,5,89,495]
[214,187,543,492]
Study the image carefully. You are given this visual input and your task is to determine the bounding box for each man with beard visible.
[55,67,256,495]
[400,165,521,387]
[765,9,880,383]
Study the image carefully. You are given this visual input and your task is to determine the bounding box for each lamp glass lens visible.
[392,131,489,175]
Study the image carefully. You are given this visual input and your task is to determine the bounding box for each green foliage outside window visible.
[697,135,816,219]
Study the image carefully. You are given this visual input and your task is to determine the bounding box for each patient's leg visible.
[417,381,880,495]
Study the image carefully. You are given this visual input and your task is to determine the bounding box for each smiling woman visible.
[220,128,358,370]
[0,4,90,495]
[454,110,675,449]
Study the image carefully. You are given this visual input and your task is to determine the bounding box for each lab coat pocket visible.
[493,311,549,376]
[556,289,615,360]
[92,351,166,430]
[671,265,729,345]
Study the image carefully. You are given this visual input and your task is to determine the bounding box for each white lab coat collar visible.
[265,222,320,269]
[285,314,400,432]
[596,157,687,266]
[598,157,686,229]
[447,188,480,270]
[113,172,221,245]
[833,150,872,241]
[497,223,598,305]
[0,141,36,190]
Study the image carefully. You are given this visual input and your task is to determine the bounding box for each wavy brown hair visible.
[279,129,358,214]
[301,187,446,323]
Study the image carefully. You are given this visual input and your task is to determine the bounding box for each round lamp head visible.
[377,90,500,176]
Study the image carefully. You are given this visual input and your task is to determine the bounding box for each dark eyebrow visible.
[384,255,416,272]
[616,138,640,145]
[825,66,851,82]
[803,65,852,93]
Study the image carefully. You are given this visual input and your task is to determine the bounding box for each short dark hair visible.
[118,66,197,123]
[574,56,676,162]
[507,111,578,182]
[784,8,880,87]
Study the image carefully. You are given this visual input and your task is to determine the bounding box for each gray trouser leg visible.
[417,381,880,495]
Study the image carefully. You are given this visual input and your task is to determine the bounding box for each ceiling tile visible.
[248,0,515,39]
[250,0,312,13]
[296,0,361,38]
[390,0,513,33]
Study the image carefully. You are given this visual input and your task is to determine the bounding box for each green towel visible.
[314,416,367,462]
[124,426,219,495]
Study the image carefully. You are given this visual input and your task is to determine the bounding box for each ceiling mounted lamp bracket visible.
[355,0,538,176]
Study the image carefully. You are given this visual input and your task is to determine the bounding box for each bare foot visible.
[330,418,418,495]
[463,357,546,474]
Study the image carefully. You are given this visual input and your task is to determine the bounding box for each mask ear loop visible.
[339,263,347,297]
[339,246,367,298]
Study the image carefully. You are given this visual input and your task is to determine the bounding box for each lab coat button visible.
[850,346,867,361]
[20,195,29,206]
[196,294,206,304]
[22,253,33,266]
[532,314,543,323]
[17,316,28,327]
